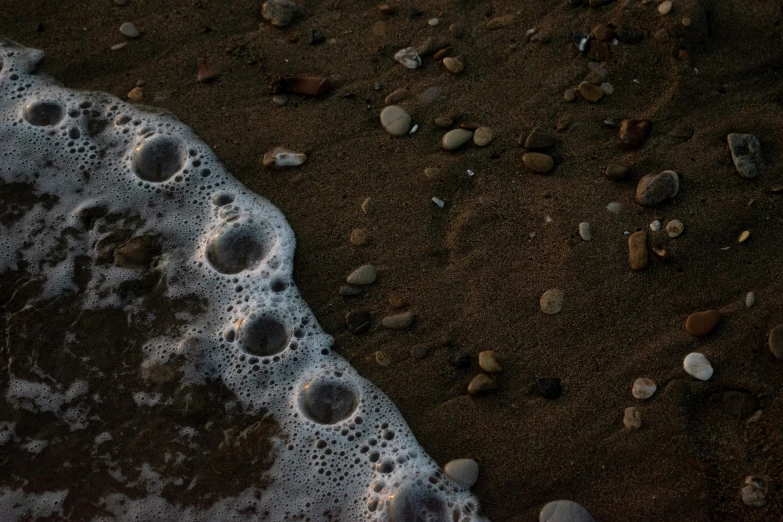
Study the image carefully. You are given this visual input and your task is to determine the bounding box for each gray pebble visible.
[262,0,297,27]
[380,105,412,137]
[346,264,377,285]
[444,459,479,488]
[635,170,679,206]
[741,476,767,507]
[578,222,592,241]
[411,344,428,359]
[441,129,473,151]
[382,311,414,330]
[745,291,755,308]
[119,22,140,38]
[539,500,595,522]
[606,202,622,213]
[727,133,763,178]
[339,284,362,296]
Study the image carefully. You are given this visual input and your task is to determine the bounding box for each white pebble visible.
[432,197,445,208]
[540,288,564,315]
[467,169,475,177]
[683,352,713,381]
[444,459,479,488]
[428,18,440,26]
[606,202,622,213]
[578,222,592,241]
[600,82,614,95]
[110,42,127,51]
[526,27,538,37]
[632,377,657,399]
[658,0,673,15]
[262,147,306,168]
[394,47,421,69]
[746,292,755,308]
[649,220,661,232]
[409,124,419,134]
[119,22,140,38]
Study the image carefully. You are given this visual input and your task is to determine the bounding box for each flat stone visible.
[632,378,657,400]
[618,119,652,149]
[635,170,679,206]
[120,22,140,38]
[473,127,493,147]
[540,288,563,315]
[262,0,297,27]
[523,153,554,173]
[768,324,783,359]
[577,82,603,103]
[525,127,557,150]
[540,501,594,522]
[443,57,464,74]
[486,14,515,30]
[468,373,498,395]
[346,310,371,334]
[727,133,763,179]
[658,0,673,15]
[394,47,421,69]
[537,378,562,399]
[623,407,642,430]
[444,459,480,488]
[478,351,503,373]
[441,129,473,151]
[628,231,648,270]
[411,344,428,359]
[685,310,720,337]
[382,311,414,330]
[666,219,685,238]
[339,284,362,296]
[380,105,412,137]
[384,88,410,105]
[605,164,629,181]
[683,352,713,381]
[722,391,760,419]
[346,264,377,285]
[579,222,592,241]
[741,476,768,508]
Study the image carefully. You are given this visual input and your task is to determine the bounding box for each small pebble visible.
[525,127,558,150]
[375,351,391,366]
[339,284,362,296]
[262,147,306,168]
[738,230,750,243]
[380,105,413,137]
[523,153,554,173]
[346,310,371,334]
[666,219,685,238]
[628,231,648,271]
[468,373,498,395]
[388,293,407,308]
[382,311,414,330]
[682,17,692,26]
[262,0,297,27]
[450,23,465,38]
[768,324,783,359]
[600,82,614,95]
[485,14,515,30]
[411,344,428,359]
[623,407,642,430]
[635,170,679,206]
[394,47,421,69]
[592,24,614,41]
[649,220,661,232]
[424,167,446,180]
[539,500,594,522]
[658,0,672,15]
[272,94,288,106]
[727,133,763,178]
[741,476,767,508]
[683,352,713,381]
[563,89,577,102]
[473,127,493,147]
[540,288,564,315]
[419,87,442,105]
[577,82,603,103]
[618,119,652,149]
[632,378,657,400]
[435,115,454,128]
[361,197,372,214]
[579,222,592,241]
[432,197,445,208]
[536,378,562,400]
[119,22,140,38]
[588,61,608,78]
[346,264,377,285]
[444,459,479,488]
[605,164,629,181]
[745,292,755,308]
[384,88,410,105]
[127,86,143,101]
[478,351,503,373]
[443,57,464,74]
[606,202,622,213]
[685,310,720,337]
[350,228,368,246]
[110,42,127,51]
[428,18,440,27]
[441,129,474,150]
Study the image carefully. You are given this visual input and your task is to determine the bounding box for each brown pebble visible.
[485,14,515,30]
[411,344,429,359]
[522,153,554,173]
[197,57,220,83]
[563,89,577,102]
[382,311,414,330]
[449,23,465,38]
[618,119,652,149]
[592,24,615,41]
[768,324,783,359]
[478,351,503,373]
[346,310,371,334]
[278,76,331,96]
[524,127,557,150]
[443,57,464,74]
[685,310,720,337]
[361,197,372,214]
[127,86,143,101]
[577,82,604,103]
[435,115,454,128]
[605,164,629,181]
[623,407,642,430]
[628,231,648,270]
[350,228,368,246]
[473,127,494,147]
[587,40,611,61]
[384,88,410,105]
[433,47,452,60]
[468,373,498,395]
[378,4,395,15]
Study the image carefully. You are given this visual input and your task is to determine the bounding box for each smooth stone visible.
[394,47,421,69]
[741,477,767,508]
[473,127,493,147]
[346,310,371,334]
[658,0,672,14]
[618,119,652,149]
[418,86,442,104]
[441,129,473,151]
[262,0,297,27]
[346,264,377,285]
[628,231,648,270]
[738,230,750,243]
[384,88,410,105]
[746,292,755,308]
[768,324,783,359]
[592,24,614,41]
[606,202,622,213]
[540,288,564,315]
[685,310,720,337]
[623,407,642,430]
[666,219,685,238]
[350,228,368,246]
[485,14,515,30]
[424,167,447,180]
[416,37,442,56]
[478,351,503,373]
[632,378,657,400]
[564,89,577,102]
[578,222,592,241]
[540,501,594,522]
[523,153,554,173]
[382,311,414,330]
[525,127,557,150]
[339,284,362,296]
[435,115,454,128]
[605,164,629,181]
[537,378,562,399]
[600,82,614,95]
[411,344,428,359]
[577,82,603,103]
[361,197,372,214]
[468,373,498,395]
[380,106,412,137]
[119,22,140,38]
[727,133,763,178]
[127,86,143,101]
[683,352,713,381]
[443,57,464,74]
[722,391,760,419]
[444,459,479,488]
[649,220,661,232]
[635,170,679,206]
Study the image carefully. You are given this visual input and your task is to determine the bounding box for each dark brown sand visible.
[4,0,783,520]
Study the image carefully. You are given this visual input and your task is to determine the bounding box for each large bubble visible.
[22,100,64,126]
[132,133,186,182]
[205,215,275,274]
[236,312,291,356]
[301,371,359,424]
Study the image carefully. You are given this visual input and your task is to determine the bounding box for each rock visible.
[589,61,608,78]
[309,28,326,45]
[577,82,603,103]
[380,106,413,137]
[537,378,562,399]
[346,264,377,285]
[606,202,622,213]
[628,231,648,270]
[394,47,421,69]
[411,344,428,359]
[417,37,442,56]
[616,28,645,44]
[441,129,474,151]
[652,247,668,262]
[339,284,362,296]
[683,352,713,381]
[349,228,368,246]
[525,127,557,150]
[278,76,331,96]
[478,351,503,373]
[443,57,464,74]
[435,115,454,128]
[587,40,611,61]
[728,133,763,178]
[600,83,614,95]
[746,292,755,308]
[605,164,629,181]
[658,0,672,14]
[375,351,391,366]
[722,391,759,419]
[262,146,306,168]
[738,230,750,243]
[432,197,445,209]
[654,28,670,41]
[635,170,679,206]
[666,219,685,238]
[579,222,592,241]
[768,324,783,359]
[110,42,128,51]
[473,127,493,147]
[632,378,657,400]
[564,89,577,102]
[444,459,479,488]
[592,24,614,41]
[468,373,498,395]
[523,153,554,173]
[262,0,297,27]
[740,476,767,508]
[685,310,720,337]
[127,86,143,101]
[623,407,642,430]
[115,236,158,267]
[618,119,652,149]
[540,288,564,315]
[682,17,692,26]
[382,311,414,330]
[120,22,140,38]
[649,220,661,232]
[361,197,372,214]
[539,500,594,522]
[378,4,395,15]
[450,23,465,38]
[485,14,515,30]
[384,88,410,105]
[346,310,371,334]
[424,167,447,180]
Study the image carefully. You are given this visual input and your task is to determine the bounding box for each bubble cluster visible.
[0,39,488,521]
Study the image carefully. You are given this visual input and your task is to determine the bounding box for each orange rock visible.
[685,310,720,337]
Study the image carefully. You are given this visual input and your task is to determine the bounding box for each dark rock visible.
[310,28,325,45]
[635,170,679,206]
[572,31,589,52]
[524,127,558,150]
[411,344,428,359]
[727,133,763,179]
[592,24,614,41]
[537,378,562,399]
[587,40,611,61]
[605,164,629,181]
[618,119,652,149]
[346,310,371,334]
